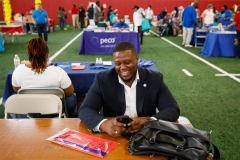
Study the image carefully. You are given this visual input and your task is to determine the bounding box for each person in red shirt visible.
[71,4,79,30]
[227,5,240,58]
[11,12,15,23]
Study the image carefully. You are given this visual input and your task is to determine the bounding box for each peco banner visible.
[79,32,140,54]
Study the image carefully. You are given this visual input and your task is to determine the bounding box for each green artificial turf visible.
[0,25,239,159]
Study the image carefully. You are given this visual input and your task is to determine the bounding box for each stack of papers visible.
[103,61,112,66]
[71,63,81,66]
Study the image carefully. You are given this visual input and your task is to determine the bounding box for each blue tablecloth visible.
[79,31,140,54]
[199,32,237,57]
[2,61,158,104]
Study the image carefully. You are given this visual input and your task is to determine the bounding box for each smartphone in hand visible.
[116,115,133,127]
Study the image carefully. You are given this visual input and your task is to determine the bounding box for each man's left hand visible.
[126,118,148,134]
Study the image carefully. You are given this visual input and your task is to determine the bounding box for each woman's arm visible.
[62,84,74,97]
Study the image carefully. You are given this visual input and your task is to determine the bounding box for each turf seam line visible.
[49,31,84,61]
[215,74,240,76]
[159,36,240,83]
[182,69,193,76]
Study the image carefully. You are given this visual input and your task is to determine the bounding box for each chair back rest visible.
[17,88,65,99]
[5,94,62,119]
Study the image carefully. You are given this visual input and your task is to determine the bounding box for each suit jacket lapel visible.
[111,70,126,114]
[136,68,147,116]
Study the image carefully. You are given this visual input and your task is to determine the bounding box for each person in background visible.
[201,4,214,27]
[144,5,154,35]
[112,17,130,31]
[213,7,221,26]
[101,6,105,18]
[79,41,180,137]
[29,7,35,14]
[71,4,79,30]
[97,16,107,29]
[32,3,48,42]
[62,7,67,30]
[107,6,117,22]
[133,5,145,45]
[225,5,240,58]
[57,6,64,30]
[171,7,180,36]
[94,1,101,25]
[79,4,86,29]
[10,12,15,23]
[221,5,231,27]
[182,2,200,47]
[11,38,76,118]
[178,6,184,36]
[158,7,167,25]
[20,13,27,33]
[87,4,94,26]
[27,8,35,33]
[230,6,235,21]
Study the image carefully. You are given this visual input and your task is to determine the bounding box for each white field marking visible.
[159,36,240,83]
[182,69,193,76]
[149,30,160,37]
[49,31,84,61]
[215,74,240,76]
[0,97,2,105]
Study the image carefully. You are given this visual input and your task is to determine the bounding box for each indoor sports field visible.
[0,26,239,159]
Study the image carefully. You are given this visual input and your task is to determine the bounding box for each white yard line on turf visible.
[182,69,193,76]
[49,31,84,61]
[215,74,240,76]
[149,30,240,83]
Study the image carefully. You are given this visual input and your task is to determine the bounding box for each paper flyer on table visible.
[46,128,118,158]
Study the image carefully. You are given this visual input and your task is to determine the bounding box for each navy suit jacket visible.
[79,67,180,129]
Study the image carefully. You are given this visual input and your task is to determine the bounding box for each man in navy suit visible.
[79,42,180,137]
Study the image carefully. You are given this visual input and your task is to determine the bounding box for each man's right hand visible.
[100,118,126,137]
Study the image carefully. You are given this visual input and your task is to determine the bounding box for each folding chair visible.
[5,94,62,119]
[195,28,209,48]
[17,88,68,117]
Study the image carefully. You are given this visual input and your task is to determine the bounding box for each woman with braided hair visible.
[12,38,76,118]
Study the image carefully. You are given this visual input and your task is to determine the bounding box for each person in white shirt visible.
[201,4,214,27]
[12,38,76,118]
[144,5,154,35]
[133,5,145,44]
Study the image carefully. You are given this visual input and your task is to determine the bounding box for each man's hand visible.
[127,118,148,134]
[100,118,126,137]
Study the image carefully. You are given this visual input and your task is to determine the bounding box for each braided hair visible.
[27,38,49,74]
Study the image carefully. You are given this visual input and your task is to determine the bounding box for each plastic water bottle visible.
[99,58,102,64]
[96,58,99,64]
[14,54,20,69]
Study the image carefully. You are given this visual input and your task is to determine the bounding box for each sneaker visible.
[147,32,151,35]
[143,32,148,36]
[182,42,185,46]
[178,34,183,36]
[185,44,193,47]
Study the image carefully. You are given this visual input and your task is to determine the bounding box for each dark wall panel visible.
[0,0,239,23]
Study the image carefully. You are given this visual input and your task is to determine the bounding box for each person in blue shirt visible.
[32,3,48,42]
[112,18,129,31]
[182,2,199,47]
[221,5,231,26]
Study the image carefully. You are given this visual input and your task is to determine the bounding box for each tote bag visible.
[141,18,151,32]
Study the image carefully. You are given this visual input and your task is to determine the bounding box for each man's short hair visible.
[113,42,136,55]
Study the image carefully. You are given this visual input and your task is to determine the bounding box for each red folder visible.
[72,66,85,70]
